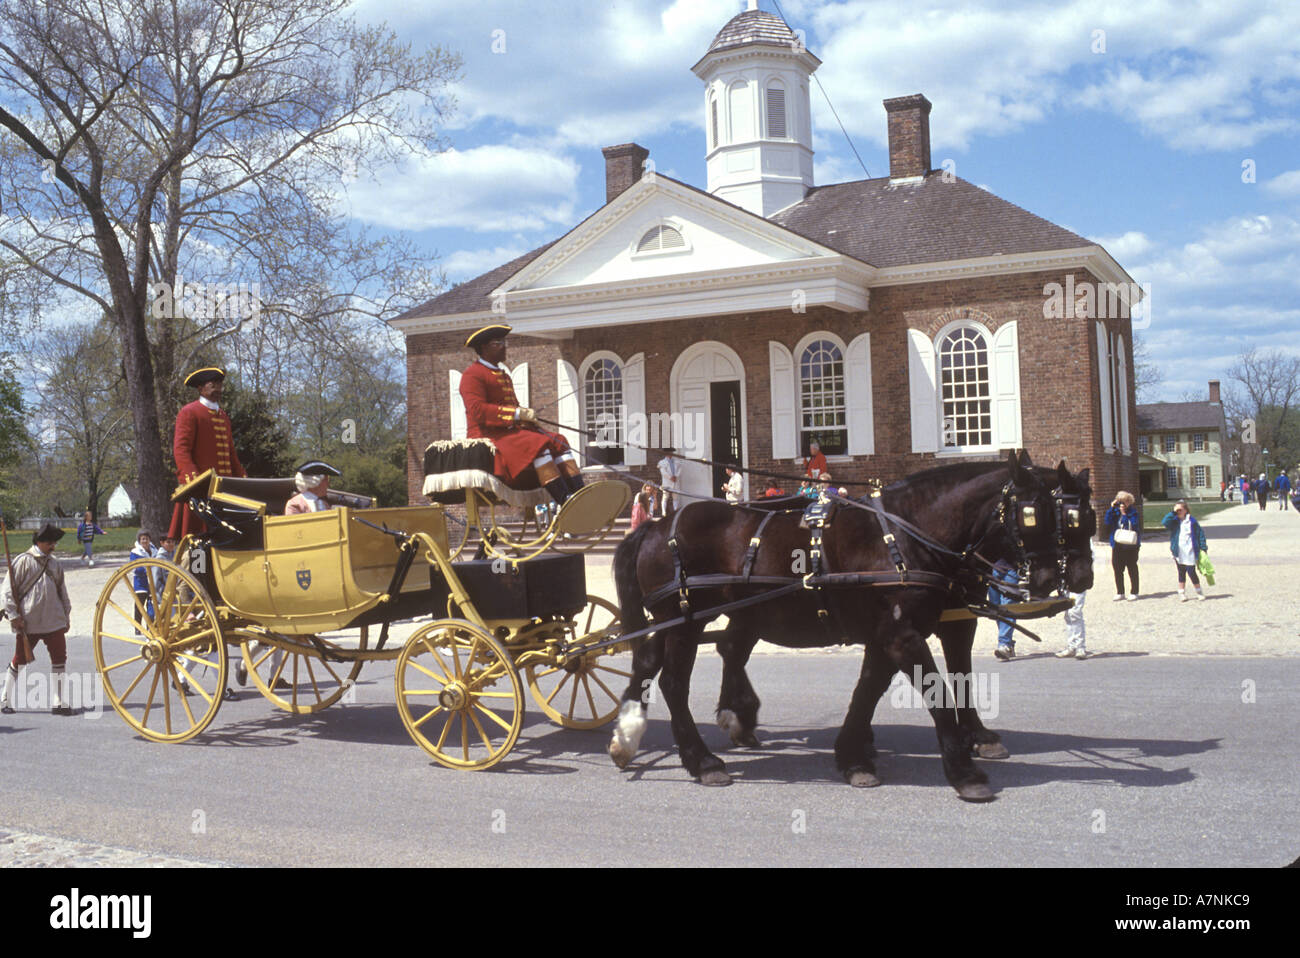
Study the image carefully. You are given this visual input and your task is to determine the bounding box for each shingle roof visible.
[1136,402,1226,431]
[396,172,1097,322]
[705,9,801,55]
[769,173,1093,268]
[392,241,559,323]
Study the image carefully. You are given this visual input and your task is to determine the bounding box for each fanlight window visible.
[799,339,846,456]
[583,358,624,465]
[939,328,992,448]
[636,225,686,253]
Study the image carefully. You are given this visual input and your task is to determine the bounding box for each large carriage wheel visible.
[238,626,368,714]
[93,558,226,743]
[396,619,524,770]
[524,595,630,730]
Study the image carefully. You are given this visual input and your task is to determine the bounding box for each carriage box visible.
[430,553,587,621]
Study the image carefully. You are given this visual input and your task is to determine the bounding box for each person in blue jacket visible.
[1276,472,1291,511]
[1103,490,1141,600]
[129,530,156,626]
[1161,500,1208,601]
[76,511,106,566]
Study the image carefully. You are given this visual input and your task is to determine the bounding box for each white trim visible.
[671,341,748,502]
[629,218,693,260]
[845,332,874,456]
[990,321,1022,449]
[792,331,849,454]
[768,341,796,460]
[623,352,647,467]
[907,329,939,453]
[1117,334,1131,454]
[508,362,529,410]
[1097,322,1115,453]
[556,359,580,449]
[448,370,467,441]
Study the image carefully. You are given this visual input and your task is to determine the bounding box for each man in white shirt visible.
[657,448,681,515]
[723,464,744,504]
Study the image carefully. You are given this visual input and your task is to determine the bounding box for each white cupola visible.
[691,0,819,218]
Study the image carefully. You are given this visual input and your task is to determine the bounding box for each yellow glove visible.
[517,407,537,423]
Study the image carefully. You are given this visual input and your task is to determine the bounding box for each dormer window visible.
[636,224,686,253]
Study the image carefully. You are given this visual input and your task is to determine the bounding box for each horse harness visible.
[623,478,1088,651]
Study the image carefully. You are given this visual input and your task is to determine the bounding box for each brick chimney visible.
[883,94,932,181]
[1209,379,1221,404]
[601,143,650,204]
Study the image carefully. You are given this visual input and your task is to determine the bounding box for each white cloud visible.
[1263,169,1300,198]
[346,144,580,233]
[442,244,529,280]
[1091,230,1153,263]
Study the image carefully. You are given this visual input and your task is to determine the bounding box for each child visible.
[76,511,106,566]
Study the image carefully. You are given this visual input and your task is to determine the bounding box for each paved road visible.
[2,652,1295,867]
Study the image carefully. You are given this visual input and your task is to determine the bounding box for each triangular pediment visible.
[501,175,853,294]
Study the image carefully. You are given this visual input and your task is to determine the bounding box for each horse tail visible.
[614,520,652,636]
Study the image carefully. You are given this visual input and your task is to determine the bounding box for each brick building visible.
[391,3,1140,524]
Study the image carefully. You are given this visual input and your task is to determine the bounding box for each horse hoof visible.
[957,782,996,802]
[736,732,761,748]
[847,768,881,788]
[976,742,1010,760]
[699,768,732,787]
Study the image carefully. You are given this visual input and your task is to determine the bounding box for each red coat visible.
[459,360,569,486]
[168,400,245,539]
[804,451,828,478]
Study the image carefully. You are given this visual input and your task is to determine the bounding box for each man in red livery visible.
[803,439,827,479]
[168,367,246,539]
[459,324,583,504]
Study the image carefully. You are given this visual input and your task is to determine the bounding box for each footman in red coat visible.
[459,324,583,504]
[168,367,246,539]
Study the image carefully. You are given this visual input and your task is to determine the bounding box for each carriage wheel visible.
[524,595,629,730]
[239,626,368,714]
[92,558,226,743]
[395,620,524,770]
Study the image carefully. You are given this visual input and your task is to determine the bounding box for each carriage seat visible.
[214,476,377,516]
[421,439,549,509]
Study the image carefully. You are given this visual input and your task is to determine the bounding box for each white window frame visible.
[1138,435,1149,455]
[1192,465,1207,487]
[577,350,646,469]
[911,319,1021,455]
[1166,467,1179,488]
[793,331,848,458]
[770,332,873,462]
[1165,434,1177,453]
[1193,433,1205,452]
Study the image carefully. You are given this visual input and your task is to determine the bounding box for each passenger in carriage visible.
[284,460,341,514]
[459,324,584,505]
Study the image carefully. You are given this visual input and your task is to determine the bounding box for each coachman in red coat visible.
[459,324,583,504]
[168,367,246,539]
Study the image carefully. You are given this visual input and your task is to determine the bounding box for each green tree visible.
[0,352,31,521]
[224,384,294,479]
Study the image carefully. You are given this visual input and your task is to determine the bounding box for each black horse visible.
[608,451,1095,802]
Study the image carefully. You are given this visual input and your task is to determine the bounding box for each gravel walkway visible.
[0,827,222,867]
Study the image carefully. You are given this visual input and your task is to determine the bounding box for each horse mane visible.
[882,460,1006,495]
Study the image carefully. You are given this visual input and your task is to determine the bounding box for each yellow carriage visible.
[93,455,631,770]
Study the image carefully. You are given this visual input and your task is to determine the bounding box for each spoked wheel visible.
[92,558,226,743]
[239,627,368,714]
[524,595,629,729]
[396,620,525,770]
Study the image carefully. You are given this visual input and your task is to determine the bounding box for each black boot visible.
[545,477,571,506]
[563,470,585,495]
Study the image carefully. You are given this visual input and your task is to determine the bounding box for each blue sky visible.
[351,0,1300,403]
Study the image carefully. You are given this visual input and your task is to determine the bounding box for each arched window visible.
[710,96,719,150]
[939,327,992,449]
[583,357,624,465]
[636,224,686,253]
[799,338,846,455]
[765,83,787,139]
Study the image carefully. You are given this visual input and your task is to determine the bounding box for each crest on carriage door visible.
[296,565,312,590]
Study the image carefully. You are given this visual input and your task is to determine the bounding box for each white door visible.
[671,342,747,503]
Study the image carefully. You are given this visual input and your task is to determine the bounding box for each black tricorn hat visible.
[184,366,225,388]
[465,324,511,352]
[33,522,65,544]
[295,460,341,477]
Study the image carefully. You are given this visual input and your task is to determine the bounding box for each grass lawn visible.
[1139,500,1238,532]
[47,526,147,558]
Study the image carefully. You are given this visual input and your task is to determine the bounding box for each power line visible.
[769,0,871,179]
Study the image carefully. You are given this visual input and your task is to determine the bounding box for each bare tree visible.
[1131,334,1163,403]
[0,0,458,533]
[26,321,134,516]
[1224,347,1300,477]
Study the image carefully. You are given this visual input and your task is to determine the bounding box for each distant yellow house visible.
[1135,381,1229,500]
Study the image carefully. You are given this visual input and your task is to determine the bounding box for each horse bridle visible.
[993,480,1092,596]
